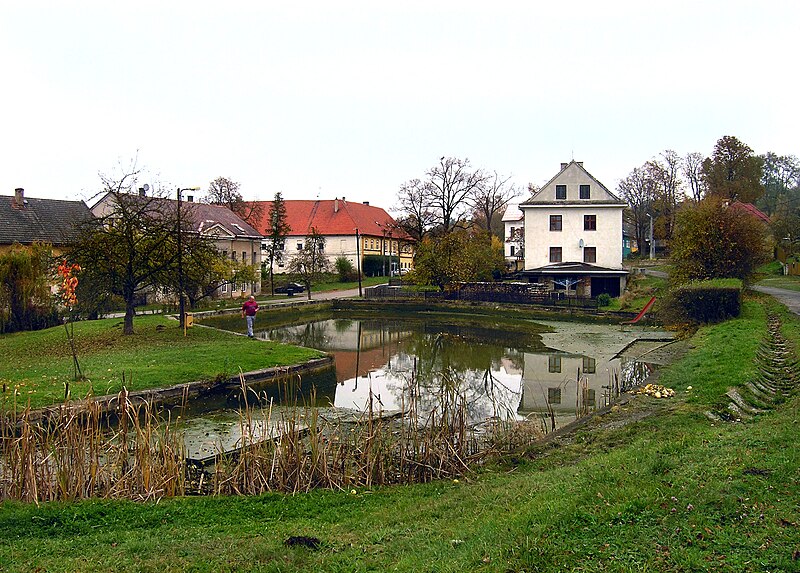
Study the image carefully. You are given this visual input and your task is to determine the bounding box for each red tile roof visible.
[249,199,411,240]
[729,201,770,223]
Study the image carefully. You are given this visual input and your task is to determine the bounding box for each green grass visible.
[2,297,799,571]
[757,274,800,292]
[0,315,324,409]
[601,274,668,312]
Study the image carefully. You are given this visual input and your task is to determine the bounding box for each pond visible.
[191,311,664,442]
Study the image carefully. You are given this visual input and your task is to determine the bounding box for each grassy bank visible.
[0,315,324,410]
[1,297,798,572]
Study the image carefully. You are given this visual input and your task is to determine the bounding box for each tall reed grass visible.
[1,369,542,503]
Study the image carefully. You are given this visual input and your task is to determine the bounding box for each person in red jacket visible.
[241,295,259,338]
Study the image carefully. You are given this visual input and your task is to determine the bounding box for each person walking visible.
[241,295,259,338]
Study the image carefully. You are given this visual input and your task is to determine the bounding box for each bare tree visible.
[683,152,706,202]
[647,150,683,244]
[204,176,263,226]
[395,178,435,240]
[426,157,488,233]
[617,166,657,255]
[468,170,519,238]
[287,228,329,300]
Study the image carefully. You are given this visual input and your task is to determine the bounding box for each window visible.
[242,251,247,262]
[547,387,562,403]
[549,215,562,231]
[231,251,237,261]
[548,355,562,374]
[580,184,591,199]
[221,282,227,293]
[510,245,515,257]
[297,242,303,251]
[583,246,597,263]
[555,185,567,200]
[582,356,596,374]
[222,250,227,259]
[510,226,515,238]
[584,215,597,231]
[549,247,562,263]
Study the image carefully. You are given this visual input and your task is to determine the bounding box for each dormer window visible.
[555,185,567,200]
[580,185,591,199]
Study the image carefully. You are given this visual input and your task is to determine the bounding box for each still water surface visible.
[199,312,653,430]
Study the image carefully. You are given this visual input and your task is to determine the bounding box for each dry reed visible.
[2,369,541,503]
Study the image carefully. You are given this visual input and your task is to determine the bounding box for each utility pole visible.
[177,187,199,334]
[355,228,363,297]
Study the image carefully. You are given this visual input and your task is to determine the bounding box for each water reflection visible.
[248,316,653,429]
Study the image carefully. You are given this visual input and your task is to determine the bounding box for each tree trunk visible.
[123,295,136,335]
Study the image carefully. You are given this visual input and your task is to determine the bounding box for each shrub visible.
[596,293,612,307]
[659,279,742,325]
[334,256,357,282]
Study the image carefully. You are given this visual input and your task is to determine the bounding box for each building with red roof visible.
[249,198,414,276]
[727,201,770,224]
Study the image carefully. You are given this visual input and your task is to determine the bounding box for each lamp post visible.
[381,228,387,277]
[177,186,200,334]
[647,213,654,260]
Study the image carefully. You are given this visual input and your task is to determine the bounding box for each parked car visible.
[274,282,305,296]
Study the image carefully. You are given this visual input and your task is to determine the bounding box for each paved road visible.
[752,285,800,316]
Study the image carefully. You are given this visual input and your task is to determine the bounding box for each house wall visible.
[264,233,414,276]
[523,205,623,269]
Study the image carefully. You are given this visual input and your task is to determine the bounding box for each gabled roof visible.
[521,160,625,206]
[501,203,524,223]
[0,193,93,246]
[185,201,262,238]
[91,192,262,239]
[249,199,412,240]
[728,201,770,223]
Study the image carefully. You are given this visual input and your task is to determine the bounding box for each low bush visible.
[659,278,742,325]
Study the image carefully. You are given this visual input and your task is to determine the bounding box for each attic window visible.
[580,185,590,199]
[555,185,567,200]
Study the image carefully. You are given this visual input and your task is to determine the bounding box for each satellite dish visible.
[142,183,150,192]
[579,239,585,248]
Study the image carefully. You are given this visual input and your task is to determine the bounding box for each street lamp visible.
[177,186,200,334]
[646,213,654,260]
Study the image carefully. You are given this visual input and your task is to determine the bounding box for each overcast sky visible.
[1,1,797,211]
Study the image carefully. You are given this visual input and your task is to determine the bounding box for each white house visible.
[519,161,627,297]
[502,202,524,272]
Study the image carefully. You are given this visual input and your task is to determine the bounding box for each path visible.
[752,285,800,316]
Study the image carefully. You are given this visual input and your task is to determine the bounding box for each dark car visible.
[274,282,305,296]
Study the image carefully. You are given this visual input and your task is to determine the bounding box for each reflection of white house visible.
[502,203,524,272]
[520,161,628,297]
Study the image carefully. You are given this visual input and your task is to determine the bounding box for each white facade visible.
[502,203,524,270]
[520,161,627,297]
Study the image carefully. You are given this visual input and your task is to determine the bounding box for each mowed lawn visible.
[0,315,324,410]
[1,296,799,571]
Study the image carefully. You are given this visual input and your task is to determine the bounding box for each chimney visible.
[334,198,339,213]
[560,162,568,170]
[577,161,583,167]
[138,187,146,197]
[187,195,194,203]
[13,188,24,208]
[363,201,370,206]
